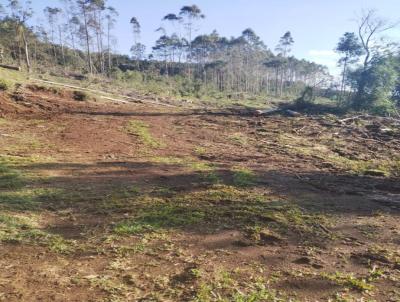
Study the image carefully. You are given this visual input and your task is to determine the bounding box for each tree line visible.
[0,1,399,113]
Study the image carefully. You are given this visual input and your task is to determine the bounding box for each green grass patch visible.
[0,213,76,254]
[229,133,249,146]
[112,185,330,241]
[152,156,215,172]
[114,202,206,235]
[278,133,400,177]
[0,159,25,190]
[195,272,286,302]
[323,272,373,292]
[126,120,163,148]
[232,167,256,187]
[0,188,64,210]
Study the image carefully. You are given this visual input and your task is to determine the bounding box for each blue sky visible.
[29,0,400,75]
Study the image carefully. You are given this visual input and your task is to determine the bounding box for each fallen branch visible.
[31,78,178,108]
[0,64,21,71]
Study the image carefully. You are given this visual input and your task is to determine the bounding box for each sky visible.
[28,0,400,75]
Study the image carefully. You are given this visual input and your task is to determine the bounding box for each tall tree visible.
[275,31,294,96]
[179,5,205,77]
[335,32,363,102]
[105,6,118,73]
[77,0,94,73]
[8,0,33,72]
[130,16,145,62]
[354,9,398,108]
[44,7,62,64]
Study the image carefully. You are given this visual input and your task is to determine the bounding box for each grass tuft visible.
[126,120,163,148]
[232,167,256,187]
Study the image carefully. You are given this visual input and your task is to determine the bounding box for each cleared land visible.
[0,82,399,302]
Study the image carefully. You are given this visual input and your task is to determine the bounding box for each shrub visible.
[72,90,88,101]
[0,79,9,91]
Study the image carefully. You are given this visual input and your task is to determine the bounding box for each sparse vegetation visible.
[72,90,89,101]
[0,79,10,91]
[126,120,163,148]
[232,167,256,187]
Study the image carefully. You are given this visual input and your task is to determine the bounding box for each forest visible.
[0,0,398,114]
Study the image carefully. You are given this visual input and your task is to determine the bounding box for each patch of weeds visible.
[330,292,372,302]
[126,120,163,148]
[194,146,207,156]
[0,213,76,254]
[323,272,373,292]
[229,133,249,146]
[0,188,63,210]
[98,192,163,213]
[201,171,221,184]
[111,184,330,241]
[232,167,256,187]
[278,133,400,177]
[151,186,175,197]
[356,245,399,265]
[113,242,147,256]
[152,156,187,165]
[152,156,213,172]
[0,159,25,189]
[88,275,128,297]
[0,79,10,91]
[114,202,206,235]
[194,272,286,302]
[189,161,214,172]
[244,225,283,244]
[367,266,385,282]
[191,268,203,279]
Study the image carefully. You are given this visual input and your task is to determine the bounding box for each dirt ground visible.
[0,86,399,302]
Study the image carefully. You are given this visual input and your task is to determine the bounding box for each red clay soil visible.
[0,87,399,301]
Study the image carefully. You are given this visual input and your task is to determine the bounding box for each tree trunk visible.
[21,29,31,73]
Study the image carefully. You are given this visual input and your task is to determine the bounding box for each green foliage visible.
[0,79,9,91]
[349,56,399,113]
[125,120,163,148]
[357,56,398,113]
[114,203,206,235]
[0,213,76,254]
[195,274,285,302]
[0,159,24,190]
[323,272,373,292]
[232,167,256,187]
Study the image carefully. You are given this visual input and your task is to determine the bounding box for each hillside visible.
[0,71,399,301]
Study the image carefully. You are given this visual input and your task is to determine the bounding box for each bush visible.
[72,90,88,101]
[0,79,9,91]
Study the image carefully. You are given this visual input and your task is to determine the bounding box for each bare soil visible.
[0,87,399,302]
